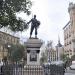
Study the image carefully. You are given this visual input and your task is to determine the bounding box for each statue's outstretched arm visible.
[27,19,32,24]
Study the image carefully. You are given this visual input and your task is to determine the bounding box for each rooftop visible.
[0,31,19,39]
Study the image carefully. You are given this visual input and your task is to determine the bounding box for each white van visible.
[70,61,75,70]
[72,61,75,64]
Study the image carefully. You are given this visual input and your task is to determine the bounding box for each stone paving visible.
[65,67,75,75]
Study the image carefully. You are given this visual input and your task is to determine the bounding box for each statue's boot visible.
[35,35,37,38]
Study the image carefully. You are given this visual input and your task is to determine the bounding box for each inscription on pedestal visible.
[30,50,37,61]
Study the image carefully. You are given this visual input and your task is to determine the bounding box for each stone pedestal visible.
[25,38,42,65]
[24,38,43,75]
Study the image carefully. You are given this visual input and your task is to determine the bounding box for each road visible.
[65,73,75,75]
[65,67,75,75]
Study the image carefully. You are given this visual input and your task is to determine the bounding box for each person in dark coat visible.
[64,61,68,72]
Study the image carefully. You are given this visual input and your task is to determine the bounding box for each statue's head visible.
[34,15,36,19]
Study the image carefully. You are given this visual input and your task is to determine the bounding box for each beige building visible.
[46,41,57,62]
[0,31,20,60]
[63,2,75,58]
[49,49,57,62]
[46,39,63,62]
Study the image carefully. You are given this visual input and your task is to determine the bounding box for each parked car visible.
[70,64,75,70]
[70,61,75,70]
[72,61,75,64]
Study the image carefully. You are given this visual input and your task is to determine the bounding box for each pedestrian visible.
[1,65,3,75]
[64,61,67,72]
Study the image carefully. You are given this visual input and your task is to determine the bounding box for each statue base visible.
[25,38,43,65]
[24,38,43,75]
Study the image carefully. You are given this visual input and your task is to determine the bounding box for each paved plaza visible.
[65,67,75,75]
[65,73,75,75]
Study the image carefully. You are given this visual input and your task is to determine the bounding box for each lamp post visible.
[7,44,11,62]
[7,44,11,50]
[47,41,53,63]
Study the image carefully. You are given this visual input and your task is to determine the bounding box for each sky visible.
[16,0,75,45]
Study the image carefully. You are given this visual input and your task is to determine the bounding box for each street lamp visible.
[7,44,11,62]
[8,44,11,48]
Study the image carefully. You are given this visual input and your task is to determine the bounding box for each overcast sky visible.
[17,0,75,45]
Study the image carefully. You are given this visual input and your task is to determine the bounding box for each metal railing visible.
[0,64,44,75]
[42,64,65,75]
[0,64,65,75]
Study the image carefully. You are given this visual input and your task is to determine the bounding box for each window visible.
[0,46,3,51]
[7,36,10,41]
[0,46,1,51]
[67,42,69,45]
[65,51,66,53]
[13,38,15,43]
[70,53,72,55]
[11,38,14,43]
[64,37,66,40]
[17,40,19,43]
[65,43,66,46]
[69,34,71,37]
[69,41,71,44]
[70,50,72,52]
[0,34,2,41]
[67,50,69,52]
[73,48,75,52]
[67,34,68,38]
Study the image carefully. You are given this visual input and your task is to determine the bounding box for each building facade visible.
[48,49,57,62]
[46,41,57,62]
[46,39,64,62]
[63,2,75,58]
[0,31,20,60]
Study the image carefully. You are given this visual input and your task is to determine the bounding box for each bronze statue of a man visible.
[27,15,40,38]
